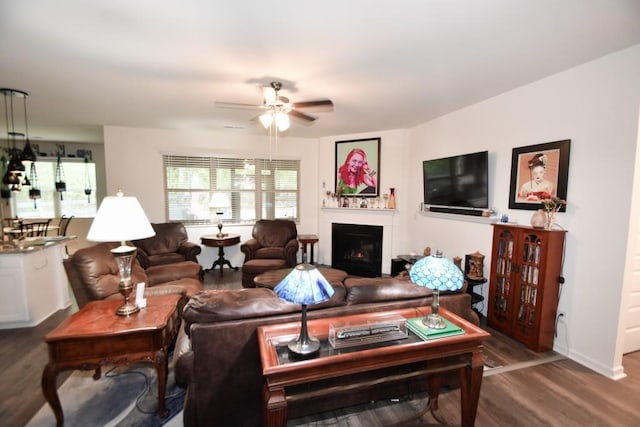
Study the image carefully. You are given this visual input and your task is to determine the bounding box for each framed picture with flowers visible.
[508,139,571,211]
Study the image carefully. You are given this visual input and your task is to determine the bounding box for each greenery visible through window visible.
[12,159,97,218]
[163,155,299,225]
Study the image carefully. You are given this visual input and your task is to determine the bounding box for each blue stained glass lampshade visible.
[275,264,335,305]
[409,251,464,292]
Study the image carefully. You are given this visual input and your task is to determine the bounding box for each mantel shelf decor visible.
[321,207,396,213]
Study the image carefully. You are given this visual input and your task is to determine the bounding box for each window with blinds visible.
[163,155,299,225]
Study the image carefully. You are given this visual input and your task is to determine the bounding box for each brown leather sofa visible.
[175,275,478,427]
[64,242,204,309]
[132,222,202,269]
[240,219,299,287]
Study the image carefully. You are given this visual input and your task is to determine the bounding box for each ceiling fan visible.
[215,81,333,129]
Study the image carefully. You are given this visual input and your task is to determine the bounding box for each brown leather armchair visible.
[132,222,202,269]
[240,219,299,287]
[64,242,204,309]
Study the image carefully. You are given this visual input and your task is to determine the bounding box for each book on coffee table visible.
[406,316,465,340]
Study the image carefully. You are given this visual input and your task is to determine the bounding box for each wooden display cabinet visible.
[487,224,566,352]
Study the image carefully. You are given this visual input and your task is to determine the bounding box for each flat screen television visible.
[422,150,489,213]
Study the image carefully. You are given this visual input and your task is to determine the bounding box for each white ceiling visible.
[1,0,639,144]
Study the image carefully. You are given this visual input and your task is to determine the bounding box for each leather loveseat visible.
[174,275,478,427]
[64,242,204,309]
[132,222,202,269]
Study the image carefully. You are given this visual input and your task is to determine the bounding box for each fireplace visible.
[331,223,383,277]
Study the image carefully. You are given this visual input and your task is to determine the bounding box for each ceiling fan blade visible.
[289,109,317,122]
[215,101,263,110]
[293,99,334,111]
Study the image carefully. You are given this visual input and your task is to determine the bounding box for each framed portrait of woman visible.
[508,139,571,211]
[335,137,381,196]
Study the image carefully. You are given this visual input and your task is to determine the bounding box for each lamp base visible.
[116,301,140,316]
[115,276,139,317]
[422,314,446,329]
[287,335,321,359]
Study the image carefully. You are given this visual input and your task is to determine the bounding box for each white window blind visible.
[163,155,299,225]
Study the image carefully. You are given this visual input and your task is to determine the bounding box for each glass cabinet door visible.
[491,229,515,325]
[514,233,544,338]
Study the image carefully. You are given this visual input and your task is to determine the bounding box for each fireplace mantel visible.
[318,208,398,275]
[320,207,397,214]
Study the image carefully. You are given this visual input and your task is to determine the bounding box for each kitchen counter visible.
[0,237,74,329]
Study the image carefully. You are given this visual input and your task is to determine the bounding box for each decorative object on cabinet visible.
[335,137,380,197]
[87,190,155,316]
[409,250,464,329]
[487,224,566,352]
[274,263,335,358]
[530,209,546,228]
[508,139,571,211]
[541,196,566,229]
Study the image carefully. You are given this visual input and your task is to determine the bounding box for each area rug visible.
[27,363,184,427]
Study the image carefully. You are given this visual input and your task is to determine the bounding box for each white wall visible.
[405,44,640,378]
[103,44,640,379]
[103,126,320,269]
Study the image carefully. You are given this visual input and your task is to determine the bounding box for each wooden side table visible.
[42,294,182,426]
[297,234,319,264]
[201,233,241,275]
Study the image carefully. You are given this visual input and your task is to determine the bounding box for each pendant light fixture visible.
[1,88,36,191]
[55,151,66,200]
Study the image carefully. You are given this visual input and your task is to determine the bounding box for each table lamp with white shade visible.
[87,190,155,316]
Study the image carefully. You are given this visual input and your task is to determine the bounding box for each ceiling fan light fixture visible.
[275,111,290,132]
[259,112,274,128]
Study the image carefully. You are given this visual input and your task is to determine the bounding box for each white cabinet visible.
[0,242,70,329]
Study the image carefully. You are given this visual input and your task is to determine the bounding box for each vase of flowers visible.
[538,193,566,230]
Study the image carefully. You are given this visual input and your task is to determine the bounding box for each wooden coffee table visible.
[257,306,490,427]
[41,294,182,426]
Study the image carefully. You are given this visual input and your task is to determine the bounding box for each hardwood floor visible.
[2,267,639,427]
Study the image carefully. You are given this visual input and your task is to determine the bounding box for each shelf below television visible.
[418,210,499,224]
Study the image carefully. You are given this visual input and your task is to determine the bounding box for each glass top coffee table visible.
[257,306,490,427]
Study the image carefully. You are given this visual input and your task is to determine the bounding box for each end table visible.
[297,234,319,264]
[201,233,241,275]
[42,294,182,426]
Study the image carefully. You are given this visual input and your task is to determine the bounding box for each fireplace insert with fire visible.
[331,223,383,277]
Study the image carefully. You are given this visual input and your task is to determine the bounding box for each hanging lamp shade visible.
[21,140,37,162]
[7,151,25,173]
